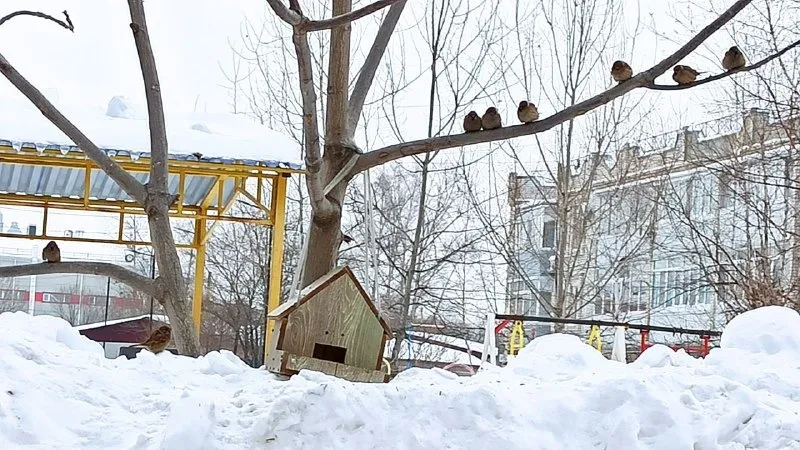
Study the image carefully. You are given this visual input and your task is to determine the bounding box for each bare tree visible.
[262,0,798,292]
[0,5,201,354]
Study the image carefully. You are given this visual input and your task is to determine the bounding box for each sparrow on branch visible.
[722,46,746,71]
[463,111,482,133]
[610,60,633,83]
[517,101,540,124]
[42,241,61,263]
[481,107,502,130]
[672,65,702,85]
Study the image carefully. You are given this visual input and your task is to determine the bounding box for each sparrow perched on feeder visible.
[134,325,172,354]
[463,111,482,132]
[42,241,61,263]
[610,60,633,83]
[481,107,502,130]
[517,101,539,123]
[722,46,746,71]
[672,65,701,85]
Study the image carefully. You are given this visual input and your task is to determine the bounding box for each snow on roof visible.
[74,314,169,331]
[0,96,302,169]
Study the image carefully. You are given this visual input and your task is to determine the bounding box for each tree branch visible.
[0,262,162,299]
[347,0,407,133]
[265,0,302,25]
[0,53,148,203]
[127,0,170,197]
[292,29,327,209]
[304,0,401,31]
[351,0,754,174]
[325,0,353,146]
[0,10,74,30]
[647,38,800,91]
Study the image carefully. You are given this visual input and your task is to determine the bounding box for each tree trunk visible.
[301,145,354,287]
[147,204,202,356]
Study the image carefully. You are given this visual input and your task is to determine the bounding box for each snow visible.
[2,307,800,449]
[719,305,800,355]
[0,96,302,167]
[73,314,170,331]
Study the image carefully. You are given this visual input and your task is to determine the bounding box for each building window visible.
[42,292,70,303]
[719,175,733,208]
[0,289,26,301]
[542,220,556,248]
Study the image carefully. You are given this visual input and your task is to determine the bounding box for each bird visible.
[610,60,633,83]
[341,233,354,244]
[722,46,746,71]
[133,325,172,354]
[191,151,203,160]
[42,241,61,263]
[517,101,539,123]
[672,65,702,85]
[481,107,502,130]
[463,111,482,132]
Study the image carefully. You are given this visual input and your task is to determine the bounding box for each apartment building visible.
[507,109,800,336]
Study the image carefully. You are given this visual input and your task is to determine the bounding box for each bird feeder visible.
[265,266,392,383]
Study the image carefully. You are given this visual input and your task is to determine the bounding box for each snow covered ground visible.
[1,306,800,449]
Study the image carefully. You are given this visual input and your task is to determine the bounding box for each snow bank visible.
[720,305,800,355]
[1,307,800,449]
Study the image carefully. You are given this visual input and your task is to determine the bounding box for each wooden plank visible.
[284,354,386,383]
[282,276,385,370]
[265,349,287,374]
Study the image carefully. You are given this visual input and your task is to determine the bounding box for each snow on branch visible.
[351,0,757,174]
[0,262,162,299]
[0,10,74,30]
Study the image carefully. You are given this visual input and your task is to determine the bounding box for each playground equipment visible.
[586,325,603,351]
[507,320,526,355]
[482,313,721,365]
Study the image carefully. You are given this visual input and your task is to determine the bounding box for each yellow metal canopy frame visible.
[0,143,300,338]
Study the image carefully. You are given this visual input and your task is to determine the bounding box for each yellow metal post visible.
[264,175,288,361]
[508,320,526,355]
[587,325,603,351]
[193,218,207,337]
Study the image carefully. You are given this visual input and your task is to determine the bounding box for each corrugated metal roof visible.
[0,139,303,170]
[0,141,295,207]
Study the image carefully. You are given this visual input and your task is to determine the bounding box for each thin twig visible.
[647,39,800,91]
[0,10,74,31]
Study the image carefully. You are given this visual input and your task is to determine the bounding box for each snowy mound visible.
[632,344,701,368]
[1,308,800,449]
[720,306,800,355]
[504,333,612,381]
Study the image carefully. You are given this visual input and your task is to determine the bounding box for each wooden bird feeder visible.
[265,266,392,383]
